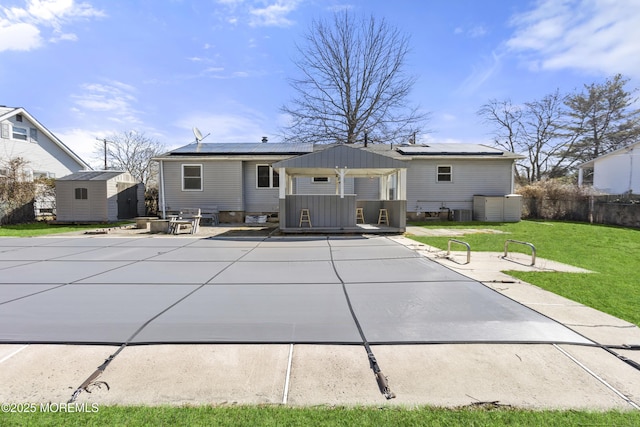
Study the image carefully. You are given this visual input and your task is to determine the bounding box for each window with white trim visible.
[312,177,330,183]
[256,165,279,188]
[12,126,28,141]
[182,164,203,191]
[437,165,452,182]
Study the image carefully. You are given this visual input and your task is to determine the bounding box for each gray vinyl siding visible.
[243,161,280,212]
[407,159,513,212]
[55,173,139,221]
[56,181,108,221]
[354,177,379,199]
[162,160,243,211]
[294,176,354,195]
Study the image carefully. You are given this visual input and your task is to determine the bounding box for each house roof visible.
[57,170,133,181]
[274,144,407,169]
[159,141,521,161]
[578,140,640,169]
[165,142,315,156]
[0,106,91,170]
[395,143,508,156]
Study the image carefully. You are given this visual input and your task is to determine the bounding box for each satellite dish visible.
[192,127,210,144]
[193,127,204,142]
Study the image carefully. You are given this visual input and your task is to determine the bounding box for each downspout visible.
[160,160,166,219]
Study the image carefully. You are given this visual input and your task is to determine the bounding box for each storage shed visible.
[55,171,143,222]
[473,194,522,222]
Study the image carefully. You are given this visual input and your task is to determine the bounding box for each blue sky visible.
[2,0,640,168]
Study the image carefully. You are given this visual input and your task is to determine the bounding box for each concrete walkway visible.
[0,228,639,410]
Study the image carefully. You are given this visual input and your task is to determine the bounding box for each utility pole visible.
[96,137,110,170]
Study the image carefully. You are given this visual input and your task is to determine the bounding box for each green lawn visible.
[0,222,133,237]
[1,405,638,427]
[407,220,640,326]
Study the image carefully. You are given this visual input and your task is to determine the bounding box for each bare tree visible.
[281,11,427,144]
[478,99,523,153]
[478,99,525,182]
[94,131,165,187]
[478,92,568,183]
[522,90,568,181]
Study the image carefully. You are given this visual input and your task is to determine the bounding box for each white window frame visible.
[437,165,453,183]
[12,125,28,141]
[256,164,279,189]
[182,164,203,191]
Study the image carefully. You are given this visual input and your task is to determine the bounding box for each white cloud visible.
[212,0,301,28]
[454,24,487,38]
[0,21,41,51]
[507,0,640,79]
[0,0,104,52]
[71,80,142,125]
[456,50,504,95]
[55,127,109,169]
[175,109,273,145]
[249,1,300,27]
[468,25,487,38]
[326,4,353,13]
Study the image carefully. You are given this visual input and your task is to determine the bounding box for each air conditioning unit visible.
[453,209,472,222]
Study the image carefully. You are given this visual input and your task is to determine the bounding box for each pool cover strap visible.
[68,344,124,403]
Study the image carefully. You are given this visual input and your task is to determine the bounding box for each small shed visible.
[55,171,144,222]
[473,194,522,222]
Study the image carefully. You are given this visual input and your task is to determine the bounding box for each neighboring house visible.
[0,106,90,178]
[0,106,91,216]
[55,171,144,222]
[154,142,522,231]
[578,141,640,195]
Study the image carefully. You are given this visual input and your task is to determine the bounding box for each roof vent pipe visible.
[364,131,368,147]
[262,136,268,143]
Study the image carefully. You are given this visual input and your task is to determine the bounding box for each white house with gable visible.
[578,141,640,195]
[0,106,90,179]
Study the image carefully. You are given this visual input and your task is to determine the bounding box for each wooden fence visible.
[522,195,640,228]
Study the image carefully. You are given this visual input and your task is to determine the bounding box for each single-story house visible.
[578,141,640,195]
[153,142,523,232]
[55,171,144,222]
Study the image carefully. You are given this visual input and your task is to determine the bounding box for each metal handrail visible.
[447,239,471,264]
[503,239,536,266]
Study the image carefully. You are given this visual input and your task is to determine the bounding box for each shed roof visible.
[57,171,134,181]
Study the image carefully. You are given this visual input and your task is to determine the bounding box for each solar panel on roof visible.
[169,143,315,155]
[395,144,503,155]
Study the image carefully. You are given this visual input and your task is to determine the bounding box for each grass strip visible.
[0,222,133,237]
[1,405,639,427]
